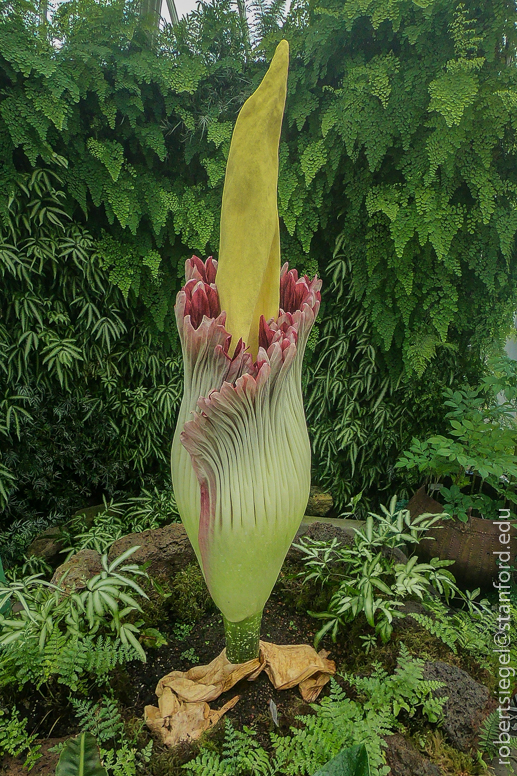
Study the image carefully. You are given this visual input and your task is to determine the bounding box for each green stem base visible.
[223,610,263,663]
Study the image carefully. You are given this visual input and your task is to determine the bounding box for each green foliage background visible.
[0,169,181,525]
[1,0,516,518]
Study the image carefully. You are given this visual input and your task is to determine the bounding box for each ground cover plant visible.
[294,500,460,646]
[184,646,447,776]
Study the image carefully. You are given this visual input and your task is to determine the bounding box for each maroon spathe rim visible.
[175,256,322,366]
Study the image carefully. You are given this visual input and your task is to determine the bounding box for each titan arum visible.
[171,40,321,663]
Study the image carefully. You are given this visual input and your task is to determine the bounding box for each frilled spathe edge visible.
[174,256,321,382]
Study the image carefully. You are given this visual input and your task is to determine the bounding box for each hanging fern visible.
[1,0,517,516]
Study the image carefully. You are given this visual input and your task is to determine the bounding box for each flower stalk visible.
[223,612,263,664]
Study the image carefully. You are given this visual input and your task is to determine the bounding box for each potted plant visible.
[395,357,517,587]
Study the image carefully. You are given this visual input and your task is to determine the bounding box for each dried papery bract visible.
[171,41,322,663]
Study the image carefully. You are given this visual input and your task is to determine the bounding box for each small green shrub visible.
[0,547,149,691]
[295,499,457,645]
[125,487,180,530]
[396,360,517,520]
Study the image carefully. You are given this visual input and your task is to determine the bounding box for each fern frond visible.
[408,611,459,652]
[183,748,226,776]
[0,707,41,770]
[479,710,517,759]
[71,695,125,744]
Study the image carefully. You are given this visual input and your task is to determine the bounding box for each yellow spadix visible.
[216,40,289,359]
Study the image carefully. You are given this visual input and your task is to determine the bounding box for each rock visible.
[51,549,102,594]
[385,734,441,776]
[306,487,333,517]
[423,661,490,752]
[108,522,195,578]
[71,503,115,527]
[392,600,429,633]
[48,514,404,593]
[288,520,355,560]
[27,526,64,567]
[490,753,517,775]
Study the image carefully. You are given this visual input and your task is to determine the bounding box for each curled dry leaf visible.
[145,641,335,746]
